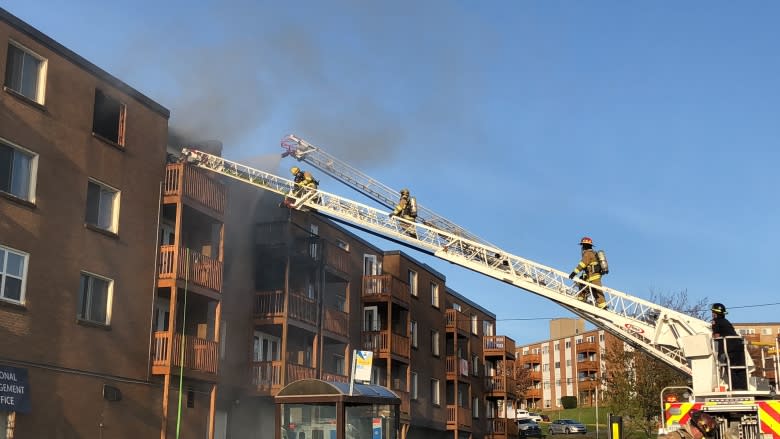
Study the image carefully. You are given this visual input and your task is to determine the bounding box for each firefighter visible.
[659,410,718,439]
[290,166,319,197]
[568,236,607,309]
[711,303,747,390]
[389,188,417,238]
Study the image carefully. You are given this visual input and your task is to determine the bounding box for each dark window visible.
[0,142,34,200]
[92,89,126,145]
[186,388,195,408]
[78,273,112,324]
[85,180,118,232]
[4,43,45,102]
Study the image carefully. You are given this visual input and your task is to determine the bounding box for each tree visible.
[602,289,708,438]
[513,364,534,405]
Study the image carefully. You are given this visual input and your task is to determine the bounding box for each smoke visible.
[111,0,494,163]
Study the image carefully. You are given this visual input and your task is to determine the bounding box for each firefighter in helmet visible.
[389,188,417,238]
[711,303,747,390]
[569,236,607,309]
[659,410,718,439]
[290,166,319,197]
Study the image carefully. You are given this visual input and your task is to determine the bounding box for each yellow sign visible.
[354,350,373,382]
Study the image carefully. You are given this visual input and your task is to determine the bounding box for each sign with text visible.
[353,350,373,382]
[0,366,30,414]
[372,417,382,439]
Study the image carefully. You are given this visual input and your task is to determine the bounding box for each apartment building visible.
[733,322,780,387]
[516,319,617,410]
[215,187,518,439]
[0,7,171,438]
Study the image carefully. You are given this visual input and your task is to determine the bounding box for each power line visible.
[727,302,780,310]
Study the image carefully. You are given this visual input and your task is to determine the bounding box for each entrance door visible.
[153,298,169,331]
[253,331,280,361]
[363,306,380,331]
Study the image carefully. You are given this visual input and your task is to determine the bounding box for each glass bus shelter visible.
[275,379,400,439]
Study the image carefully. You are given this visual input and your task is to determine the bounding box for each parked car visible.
[517,418,543,438]
[527,412,544,423]
[548,419,587,435]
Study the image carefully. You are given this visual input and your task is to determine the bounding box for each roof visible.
[446,286,496,318]
[0,7,170,118]
[276,379,399,402]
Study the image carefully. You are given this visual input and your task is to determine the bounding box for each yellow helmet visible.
[400,188,410,196]
[290,166,300,175]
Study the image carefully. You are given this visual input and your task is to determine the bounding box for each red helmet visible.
[579,237,593,246]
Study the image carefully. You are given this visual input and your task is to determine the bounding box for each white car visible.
[516,410,543,423]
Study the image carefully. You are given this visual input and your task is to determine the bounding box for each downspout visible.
[147,181,163,381]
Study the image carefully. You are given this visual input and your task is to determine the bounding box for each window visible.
[431,330,440,356]
[410,321,418,348]
[431,379,440,405]
[85,179,120,233]
[408,270,417,296]
[543,364,549,371]
[92,89,126,145]
[483,320,494,336]
[472,397,479,418]
[0,139,37,202]
[452,303,461,312]
[554,343,559,351]
[4,42,47,103]
[309,224,319,258]
[566,359,571,367]
[0,245,28,304]
[430,282,439,308]
[471,354,479,377]
[411,372,418,399]
[554,361,560,369]
[565,341,571,349]
[336,239,349,251]
[761,328,772,336]
[567,378,573,385]
[78,272,113,325]
[471,314,478,335]
[555,379,561,387]
[599,333,605,342]
[334,355,345,375]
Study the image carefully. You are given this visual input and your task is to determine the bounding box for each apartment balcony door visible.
[154,298,170,331]
[253,331,280,362]
[363,254,381,276]
[363,306,380,331]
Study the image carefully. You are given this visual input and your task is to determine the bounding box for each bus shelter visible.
[275,379,400,439]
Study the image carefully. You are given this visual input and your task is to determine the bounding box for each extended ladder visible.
[281,134,494,247]
[181,148,712,376]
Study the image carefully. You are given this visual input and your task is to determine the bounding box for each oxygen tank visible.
[596,250,609,275]
[409,197,418,218]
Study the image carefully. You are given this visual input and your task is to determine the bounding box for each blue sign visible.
[0,366,30,414]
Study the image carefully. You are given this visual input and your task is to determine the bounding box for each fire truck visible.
[180,136,780,438]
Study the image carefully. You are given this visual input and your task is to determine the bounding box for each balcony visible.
[395,390,410,415]
[578,378,599,390]
[484,335,516,359]
[151,331,218,380]
[446,309,471,334]
[322,306,348,338]
[361,331,410,359]
[528,370,542,381]
[158,246,223,294]
[254,290,317,327]
[446,356,470,380]
[577,360,599,371]
[520,353,542,365]
[321,372,349,383]
[524,388,542,399]
[323,241,350,275]
[485,375,517,396]
[164,162,226,216]
[251,361,317,395]
[486,418,519,439]
[447,405,472,430]
[576,341,598,353]
[362,275,410,307]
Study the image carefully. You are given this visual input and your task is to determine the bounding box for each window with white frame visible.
[471,354,479,377]
[78,272,113,325]
[85,179,120,233]
[565,340,571,349]
[452,303,461,312]
[431,379,440,405]
[0,245,28,304]
[431,330,440,356]
[408,270,417,296]
[430,282,439,308]
[483,320,494,336]
[0,139,37,202]
[762,328,772,336]
[410,320,418,348]
[411,372,418,399]
[4,41,47,104]
[335,239,349,251]
[471,314,478,335]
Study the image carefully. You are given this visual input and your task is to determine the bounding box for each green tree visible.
[602,290,707,438]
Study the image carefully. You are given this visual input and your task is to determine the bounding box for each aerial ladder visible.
[179,147,780,438]
[281,134,493,247]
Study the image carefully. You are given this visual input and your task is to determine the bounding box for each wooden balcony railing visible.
[447,356,470,377]
[362,275,410,307]
[361,331,410,358]
[446,309,471,334]
[484,335,516,358]
[394,390,410,414]
[251,361,317,393]
[323,306,348,337]
[164,162,226,215]
[577,360,599,371]
[152,331,218,374]
[520,353,542,364]
[524,388,542,399]
[321,372,349,383]
[576,341,599,353]
[488,418,519,437]
[158,245,223,292]
[323,241,350,273]
[485,375,516,393]
[254,290,317,326]
[447,405,472,429]
[528,370,542,381]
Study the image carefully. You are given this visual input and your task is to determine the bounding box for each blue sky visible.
[7,1,779,344]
